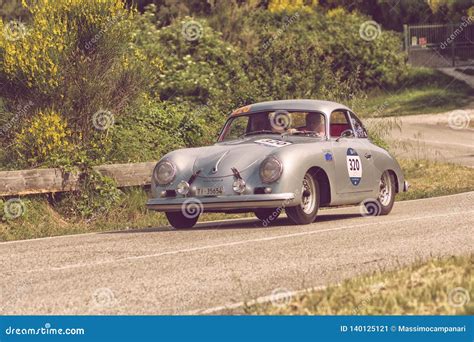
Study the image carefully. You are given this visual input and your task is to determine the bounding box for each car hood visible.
[175,137,294,177]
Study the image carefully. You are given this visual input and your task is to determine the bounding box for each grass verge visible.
[397,159,474,200]
[245,254,473,315]
[1,159,473,241]
[356,68,473,118]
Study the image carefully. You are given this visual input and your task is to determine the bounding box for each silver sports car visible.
[147,100,408,229]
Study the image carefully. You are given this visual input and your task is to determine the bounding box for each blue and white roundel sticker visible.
[346,148,362,186]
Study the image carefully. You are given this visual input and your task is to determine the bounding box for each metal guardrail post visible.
[450,23,455,67]
[403,24,409,54]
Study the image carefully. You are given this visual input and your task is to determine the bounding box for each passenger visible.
[306,113,325,136]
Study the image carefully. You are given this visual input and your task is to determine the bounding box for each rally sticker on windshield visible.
[346,148,362,186]
[254,139,292,148]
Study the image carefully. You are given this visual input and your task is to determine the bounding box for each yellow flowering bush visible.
[268,0,318,12]
[14,109,74,167]
[0,0,128,93]
[0,0,147,171]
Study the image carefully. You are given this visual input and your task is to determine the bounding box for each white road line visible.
[2,191,472,245]
[185,285,331,315]
[15,210,473,274]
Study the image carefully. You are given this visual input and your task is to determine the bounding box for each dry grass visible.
[397,159,474,201]
[246,254,473,315]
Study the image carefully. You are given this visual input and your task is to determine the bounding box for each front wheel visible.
[255,208,281,225]
[165,211,199,229]
[286,171,320,225]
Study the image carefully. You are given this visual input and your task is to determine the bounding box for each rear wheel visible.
[255,208,281,225]
[165,211,199,229]
[377,171,395,215]
[362,171,396,216]
[286,171,320,225]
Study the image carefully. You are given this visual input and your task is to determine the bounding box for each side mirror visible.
[336,129,354,142]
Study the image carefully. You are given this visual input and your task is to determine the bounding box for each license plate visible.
[196,186,224,196]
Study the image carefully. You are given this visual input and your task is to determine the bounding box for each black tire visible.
[165,211,199,229]
[377,171,396,215]
[362,171,396,217]
[286,171,320,225]
[255,208,281,225]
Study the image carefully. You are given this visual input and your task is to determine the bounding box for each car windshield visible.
[219,111,326,141]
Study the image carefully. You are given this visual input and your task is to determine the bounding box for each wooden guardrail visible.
[0,162,156,196]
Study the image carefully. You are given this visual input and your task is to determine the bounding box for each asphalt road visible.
[377,105,474,167]
[1,192,473,315]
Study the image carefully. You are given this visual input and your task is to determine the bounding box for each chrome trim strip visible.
[211,150,229,174]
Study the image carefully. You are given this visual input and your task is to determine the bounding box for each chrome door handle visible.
[364,153,372,159]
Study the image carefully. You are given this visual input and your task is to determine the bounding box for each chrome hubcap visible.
[301,174,316,214]
[378,171,392,206]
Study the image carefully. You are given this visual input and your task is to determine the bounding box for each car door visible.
[330,110,375,194]
[348,111,381,188]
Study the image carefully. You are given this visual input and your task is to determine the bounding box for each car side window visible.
[330,110,352,138]
[349,112,368,138]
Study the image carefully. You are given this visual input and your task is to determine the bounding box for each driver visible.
[250,113,270,132]
[306,113,325,136]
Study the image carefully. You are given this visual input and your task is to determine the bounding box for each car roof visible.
[231,99,351,117]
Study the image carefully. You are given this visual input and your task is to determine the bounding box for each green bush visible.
[127,9,263,144]
[109,97,209,163]
[150,15,261,109]
[242,8,406,99]
[54,171,122,220]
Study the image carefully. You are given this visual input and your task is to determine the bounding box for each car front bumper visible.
[146,193,295,212]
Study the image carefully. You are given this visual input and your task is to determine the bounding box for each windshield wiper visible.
[240,130,279,138]
[281,130,320,137]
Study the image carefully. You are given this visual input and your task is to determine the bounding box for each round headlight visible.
[260,156,283,183]
[177,180,190,195]
[153,160,176,185]
[232,178,246,194]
